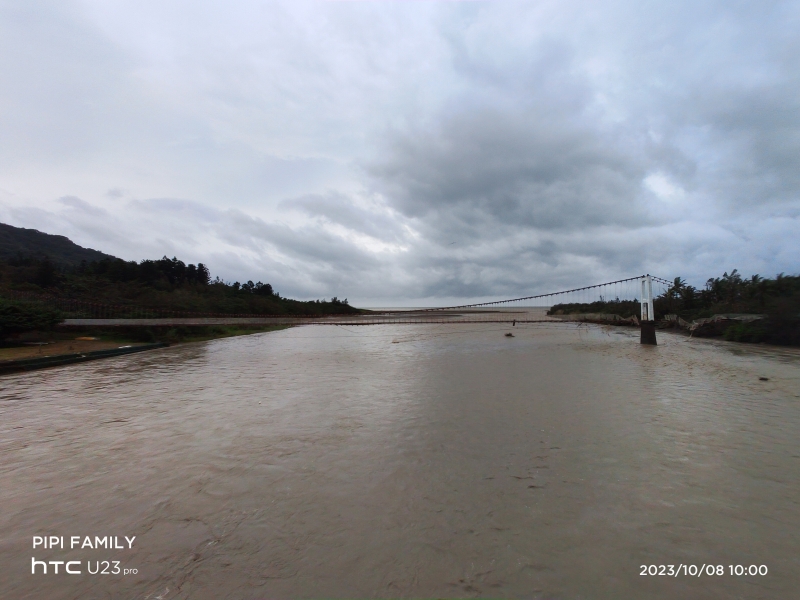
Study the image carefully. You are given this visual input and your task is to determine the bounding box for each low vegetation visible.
[0,299,62,338]
[60,325,291,345]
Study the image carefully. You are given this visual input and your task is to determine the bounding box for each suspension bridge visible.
[17,274,673,345]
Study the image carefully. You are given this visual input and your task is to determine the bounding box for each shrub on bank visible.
[723,318,800,346]
[0,300,63,338]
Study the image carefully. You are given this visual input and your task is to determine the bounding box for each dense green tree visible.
[0,253,356,318]
[0,300,62,337]
[34,256,58,288]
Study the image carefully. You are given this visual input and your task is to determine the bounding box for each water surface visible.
[1,323,798,598]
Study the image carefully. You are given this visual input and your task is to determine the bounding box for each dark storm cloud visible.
[360,0,800,299]
[0,1,799,304]
[696,85,800,207]
[370,108,650,233]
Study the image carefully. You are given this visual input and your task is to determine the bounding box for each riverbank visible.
[0,325,290,374]
[0,343,169,375]
[59,323,290,345]
[0,338,145,361]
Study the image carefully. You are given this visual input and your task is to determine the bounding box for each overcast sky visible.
[1,0,798,304]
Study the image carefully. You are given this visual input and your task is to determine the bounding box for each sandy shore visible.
[0,339,147,362]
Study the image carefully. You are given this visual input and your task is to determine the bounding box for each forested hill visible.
[0,223,115,266]
[0,223,359,316]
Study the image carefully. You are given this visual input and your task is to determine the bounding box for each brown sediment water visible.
[1,321,798,599]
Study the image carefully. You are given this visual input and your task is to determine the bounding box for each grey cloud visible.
[218,209,378,272]
[1,0,799,304]
[700,87,800,207]
[371,109,650,235]
[129,198,221,222]
[279,192,408,242]
[58,195,107,216]
[0,2,147,163]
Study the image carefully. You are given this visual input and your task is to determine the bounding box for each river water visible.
[1,322,799,599]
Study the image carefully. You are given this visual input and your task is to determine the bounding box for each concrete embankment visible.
[0,343,168,375]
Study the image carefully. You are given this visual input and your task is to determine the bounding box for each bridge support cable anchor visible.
[640,274,657,345]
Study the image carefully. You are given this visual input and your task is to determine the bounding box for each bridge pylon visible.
[640,274,657,345]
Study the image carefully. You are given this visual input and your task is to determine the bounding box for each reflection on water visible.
[1,323,799,599]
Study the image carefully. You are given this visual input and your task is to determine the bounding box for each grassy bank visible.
[58,324,292,345]
[0,324,290,362]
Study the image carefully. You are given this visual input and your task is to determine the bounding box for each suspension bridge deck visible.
[15,274,668,338]
[60,311,636,327]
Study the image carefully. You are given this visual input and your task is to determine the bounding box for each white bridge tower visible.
[640,274,657,345]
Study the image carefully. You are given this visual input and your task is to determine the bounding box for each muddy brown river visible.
[1,322,799,599]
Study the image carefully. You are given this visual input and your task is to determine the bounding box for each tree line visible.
[0,253,357,337]
[658,270,799,319]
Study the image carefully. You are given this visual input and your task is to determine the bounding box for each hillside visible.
[0,223,359,317]
[0,223,115,266]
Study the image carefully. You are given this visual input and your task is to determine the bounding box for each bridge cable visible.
[424,274,674,311]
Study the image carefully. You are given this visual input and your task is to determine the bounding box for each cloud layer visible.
[1,0,798,304]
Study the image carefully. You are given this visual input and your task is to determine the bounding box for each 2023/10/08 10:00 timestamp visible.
[640,564,768,577]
